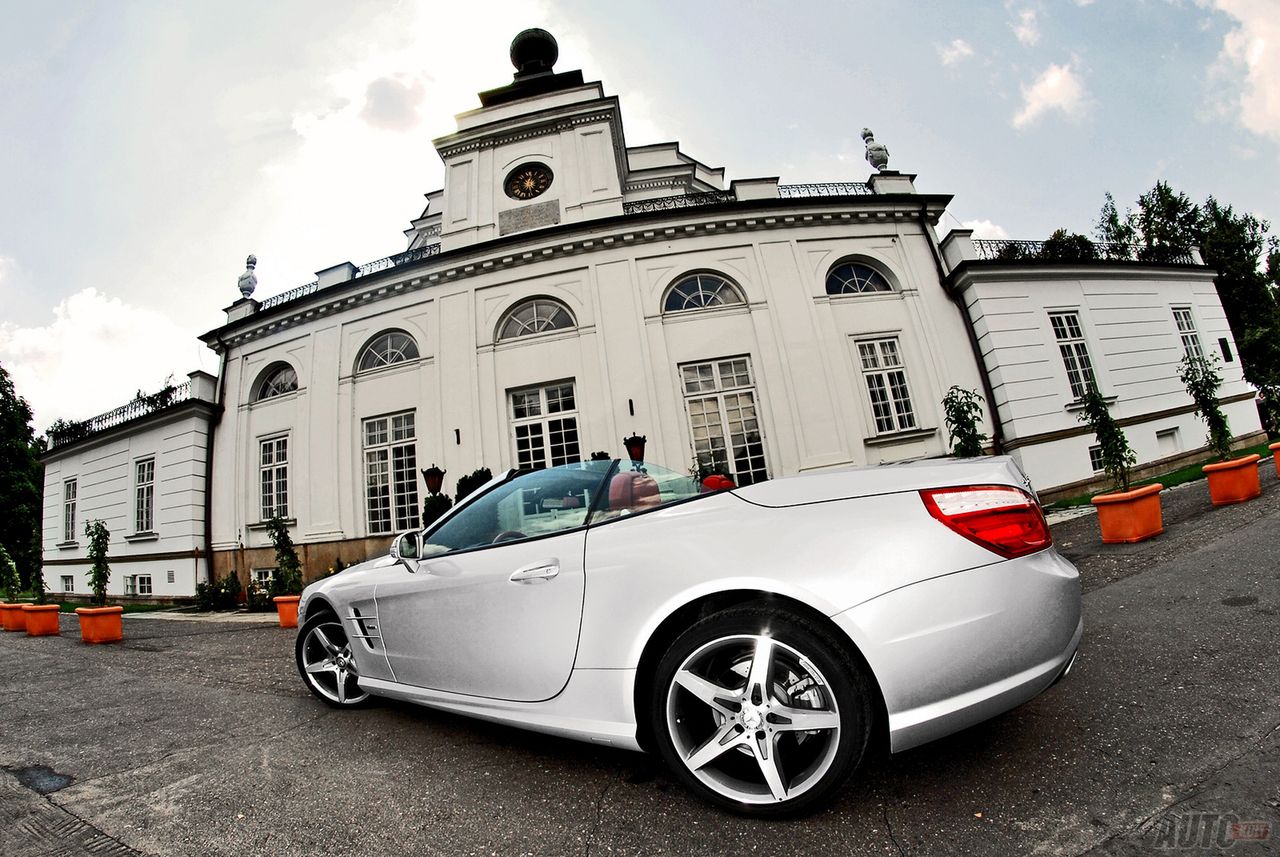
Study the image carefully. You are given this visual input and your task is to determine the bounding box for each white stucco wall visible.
[41,404,214,598]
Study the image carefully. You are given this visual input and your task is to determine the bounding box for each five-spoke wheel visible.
[651,608,871,816]
[295,612,371,708]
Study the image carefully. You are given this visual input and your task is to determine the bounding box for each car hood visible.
[731,455,1034,508]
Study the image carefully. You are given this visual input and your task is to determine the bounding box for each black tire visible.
[649,606,872,816]
[295,611,372,708]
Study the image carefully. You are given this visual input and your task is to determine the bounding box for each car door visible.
[375,462,608,702]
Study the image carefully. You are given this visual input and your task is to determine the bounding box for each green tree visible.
[266,516,303,595]
[941,386,987,458]
[1179,353,1233,460]
[1076,388,1137,492]
[0,544,20,602]
[0,362,43,590]
[84,519,112,606]
[1096,183,1280,401]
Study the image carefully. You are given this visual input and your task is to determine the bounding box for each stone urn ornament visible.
[237,254,258,299]
[862,128,889,171]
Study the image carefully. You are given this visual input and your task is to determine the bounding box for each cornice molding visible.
[212,202,942,351]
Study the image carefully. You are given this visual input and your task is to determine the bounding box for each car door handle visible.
[510,561,559,582]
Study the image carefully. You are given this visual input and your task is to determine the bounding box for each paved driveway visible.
[3,465,1279,856]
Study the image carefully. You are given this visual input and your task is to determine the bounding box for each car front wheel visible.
[295,612,371,708]
[650,607,872,816]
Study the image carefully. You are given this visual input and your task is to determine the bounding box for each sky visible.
[1,0,1277,429]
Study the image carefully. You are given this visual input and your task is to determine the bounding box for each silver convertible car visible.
[294,457,1081,815]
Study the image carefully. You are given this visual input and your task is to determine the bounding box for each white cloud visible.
[962,219,1011,239]
[1204,0,1280,142]
[1012,9,1040,46]
[1013,62,1088,128]
[0,288,203,429]
[939,39,975,66]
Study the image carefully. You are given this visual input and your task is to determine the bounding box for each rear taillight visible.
[920,485,1052,559]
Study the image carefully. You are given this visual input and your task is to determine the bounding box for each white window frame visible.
[61,575,74,593]
[363,411,419,535]
[136,574,152,596]
[63,478,77,543]
[134,457,155,534]
[1172,306,1204,359]
[679,357,769,486]
[1088,445,1105,473]
[853,337,918,435]
[1048,310,1098,400]
[125,575,137,596]
[260,436,289,521]
[509,382,581,471]
[252,568,273,588]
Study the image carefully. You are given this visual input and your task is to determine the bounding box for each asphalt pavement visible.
[2,462,1279,856]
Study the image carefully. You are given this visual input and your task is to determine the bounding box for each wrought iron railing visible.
[778,182,874,197]
[972,239,1197,265]
[49,382,194,449]
[258,244,443,310]
[623,190,737,214]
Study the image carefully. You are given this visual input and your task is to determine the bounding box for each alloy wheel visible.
[299,619,369,706]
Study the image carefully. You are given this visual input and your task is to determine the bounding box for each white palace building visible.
[41,30,1263,599]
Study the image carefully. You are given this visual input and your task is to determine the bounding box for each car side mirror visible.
[390,530,422,572]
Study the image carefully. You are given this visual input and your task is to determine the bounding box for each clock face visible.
[505,163,553,201]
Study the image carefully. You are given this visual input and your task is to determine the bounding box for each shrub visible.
[0,544,20,602]
[245,579,273,612]
[1039,229,1098,263]
[941,386,987,457]
[266,516,303,596]
[455,468,493,503]
[1179,353,1233,460]
[421,493,453,529]
[995,243,1026,261]
[589,450,611,461]
[195,572,241,611]
[84,519,111,606]
[1076,387,1137,492]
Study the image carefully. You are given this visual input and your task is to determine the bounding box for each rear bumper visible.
[831,548,1082,753]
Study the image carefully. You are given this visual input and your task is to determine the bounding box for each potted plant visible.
[0,545,26,632]
[23,563,59,637]
[75,519,124,644]
[1180,354,1261,505]
[1078,388,1164,543]
[941,386,987,458]
[267,516,304,628]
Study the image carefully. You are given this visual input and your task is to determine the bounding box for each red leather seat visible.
[608,471,662,512]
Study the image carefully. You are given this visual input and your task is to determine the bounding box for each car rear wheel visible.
[650,607,872,816]
[296,612,371,708]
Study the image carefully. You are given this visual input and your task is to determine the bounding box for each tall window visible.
[135,458,155,533]
[357,330,420,373]
[855,338,917,434]
[681,358,768,486]
[1172,307,1204,358]
[364,412,419,534]
[497,298,575,340]
[826,262,892,295]
[1049,311,1097,400]
[663,273,745,313]
[510,383,581,470]
[63,479,77,543]
[260,437,289,520]
[61,575,74,593]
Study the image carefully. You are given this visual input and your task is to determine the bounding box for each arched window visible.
[825,262,893,295]
[497,298,576,341]
[663,273,745,313]
[254,364,298,401]
[357,330,420,373]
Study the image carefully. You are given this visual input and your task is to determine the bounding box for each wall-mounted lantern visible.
[422,464,447,496]
[623,433,647,464]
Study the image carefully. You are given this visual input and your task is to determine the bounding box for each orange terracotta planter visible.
[0,603,28,632]
[273,595,300,629]
[23,604,61,636]
[75,606,124,644]
[1091,483,1165,544]
[1270,442,1280,478]
[1202,454,1262,506]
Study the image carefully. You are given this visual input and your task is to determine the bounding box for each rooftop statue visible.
[237,254,258,299]
[862,128,889,171]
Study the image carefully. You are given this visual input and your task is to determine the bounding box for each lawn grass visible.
[54,602,177,614]
[1046,440,1276,509]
